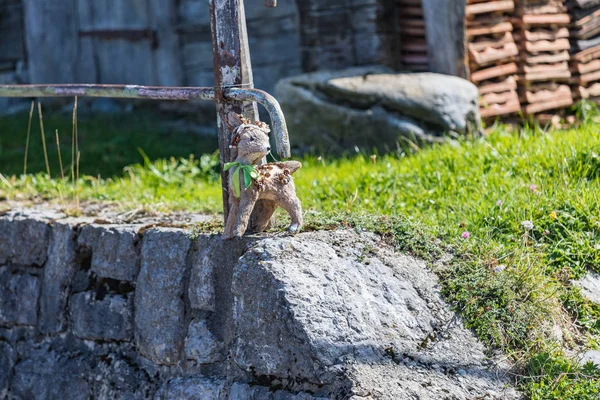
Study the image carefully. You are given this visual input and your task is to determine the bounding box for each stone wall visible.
[0,208,519,399]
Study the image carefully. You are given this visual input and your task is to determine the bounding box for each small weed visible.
[522,352,600,400]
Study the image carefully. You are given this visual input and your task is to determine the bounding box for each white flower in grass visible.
[521,220,534,230]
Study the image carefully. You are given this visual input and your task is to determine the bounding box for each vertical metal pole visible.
[210,0,259,224]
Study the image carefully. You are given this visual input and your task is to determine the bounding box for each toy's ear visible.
[226,112,244,131]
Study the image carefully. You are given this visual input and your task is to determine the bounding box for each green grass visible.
[2,104,600,398]
[0,107,218,177]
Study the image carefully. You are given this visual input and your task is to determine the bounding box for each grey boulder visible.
[573,271,600,304]
[276,66,482,154]
[231,230,519,399]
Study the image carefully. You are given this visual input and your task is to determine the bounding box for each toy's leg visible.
[249,200,274,233]
[233,189,260,237]
[223,197,239,240]
[280,194,303,233]
[251,200,277,233]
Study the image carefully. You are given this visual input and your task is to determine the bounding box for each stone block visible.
[70,292,133,341]
[229,383,326,400]
[135,228,191,365]
[39,221,78,334]
[0,341,16,398]
[184,319,222,364]
[154,378,224,400]
[0,216,50,266]
[0,217,11,265]
[188,237,216,311]
[10,347,90,400]
[90,352,154,400]
[0,268,40,326]
[79,224,140,281]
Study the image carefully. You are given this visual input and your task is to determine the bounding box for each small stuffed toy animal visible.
[222,113,303,239]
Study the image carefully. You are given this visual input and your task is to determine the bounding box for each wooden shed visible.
[0,0,466,97]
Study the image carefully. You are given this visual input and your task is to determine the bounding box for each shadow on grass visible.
[0,109,219,178]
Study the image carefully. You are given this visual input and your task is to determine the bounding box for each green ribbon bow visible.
[224,161,259,197]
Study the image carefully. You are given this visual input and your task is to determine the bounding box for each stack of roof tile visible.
[397,0,428,71]
[568,0,600,102]
[515,0,574,114]
[466,0,521,118]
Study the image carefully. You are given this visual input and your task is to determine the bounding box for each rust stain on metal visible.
[226,88,290,159]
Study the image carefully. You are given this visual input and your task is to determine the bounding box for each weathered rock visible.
[70,292,133,341]
[154,378,224,400]
[232,230,519,398]
[0,268,40,326]
[135,228,191,365]
[0,216,50,266]
[184,319,223,364]
[11,348,90,400]
[276,66,482,154]
[323,73,480,134]
[188,237,216,311]
[0,217,11,265]
[233,231,436,383]
[78,224,140,281]
[0,326,36,345]
[573,271,600,304]
[39,221,78,334]
[0,341,16,398]
[91,352,155,400]
[579,350,600,367]
[229,383,327,400]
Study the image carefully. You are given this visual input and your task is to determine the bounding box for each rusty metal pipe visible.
[0,84,216,101]
[226,88,290,159]
[0,84,291,158]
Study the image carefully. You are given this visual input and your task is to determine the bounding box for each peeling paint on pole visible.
[210,0,260,224]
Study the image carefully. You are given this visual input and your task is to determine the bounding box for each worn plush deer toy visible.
[222,113,303,240]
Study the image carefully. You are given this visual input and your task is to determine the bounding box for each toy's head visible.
[228,113,271,164]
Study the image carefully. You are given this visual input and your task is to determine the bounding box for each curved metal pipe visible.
[225,88,290,159]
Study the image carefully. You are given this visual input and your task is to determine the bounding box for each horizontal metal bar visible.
[0,84,291,158]
[0,84,216,100]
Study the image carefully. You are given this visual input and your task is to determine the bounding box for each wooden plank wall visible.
[4,0,470,99]
[295,0,384,72]
[0,0,26,110]
[15,0,301,94]
[22,0,82,84]
[178,0,301,91]
[0,0,25,71]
